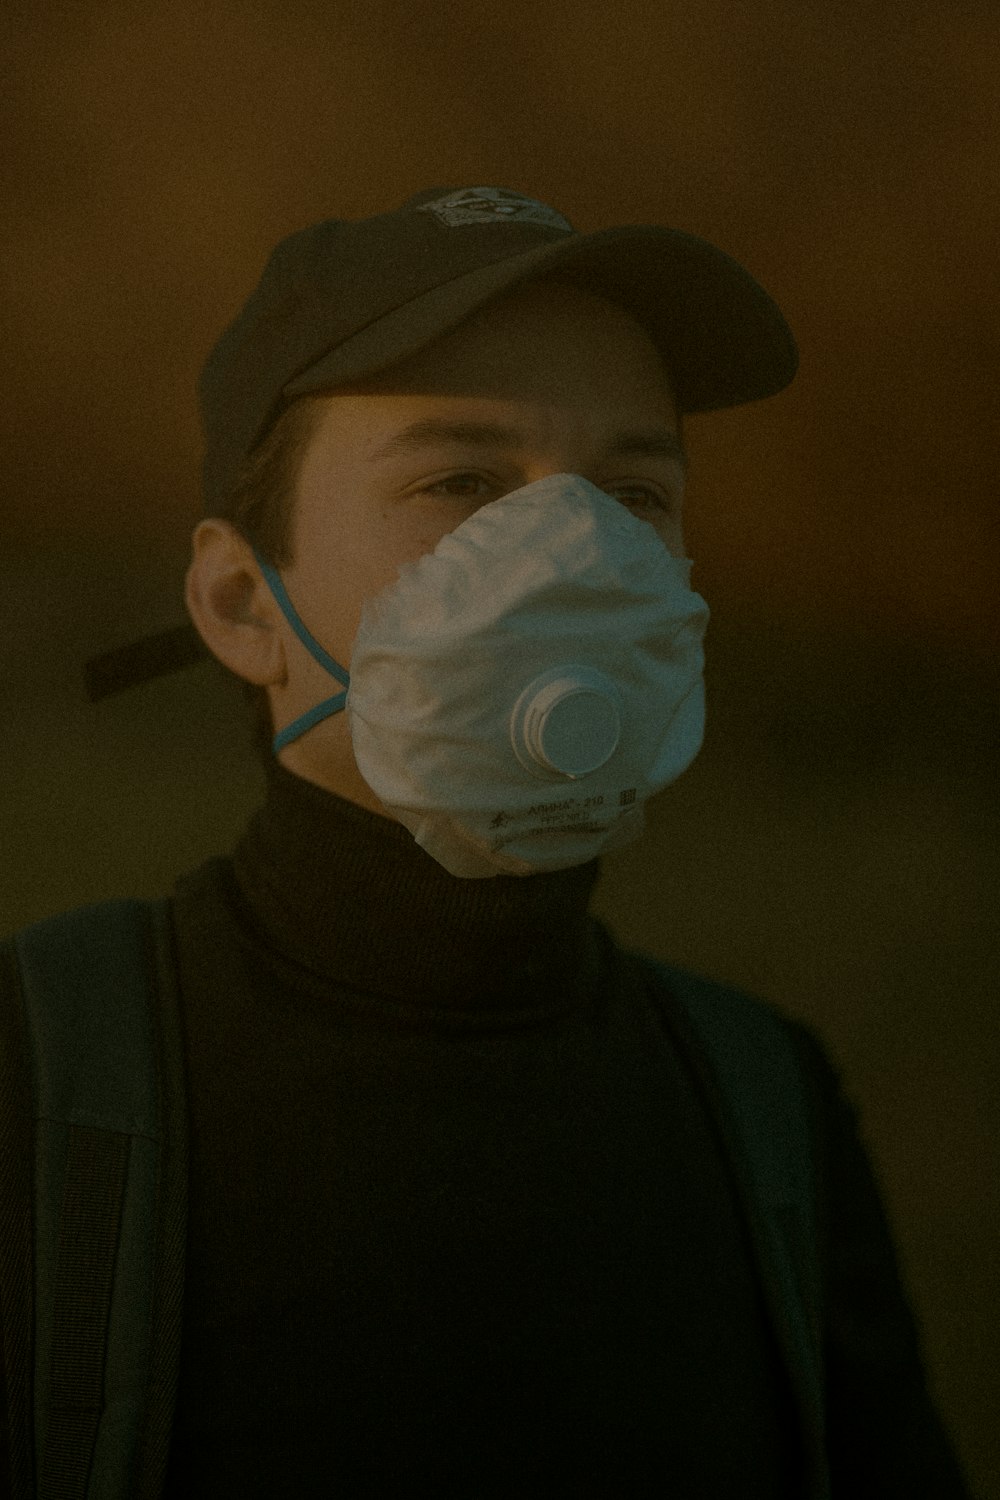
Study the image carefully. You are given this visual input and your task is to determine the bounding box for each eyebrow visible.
[366,417,689,475]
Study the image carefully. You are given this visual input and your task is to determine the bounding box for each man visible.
[2,186,974,1497]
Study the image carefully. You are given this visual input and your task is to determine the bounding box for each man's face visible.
[267,275,688,809]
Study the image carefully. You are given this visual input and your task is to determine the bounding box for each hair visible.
[212,392,330,765]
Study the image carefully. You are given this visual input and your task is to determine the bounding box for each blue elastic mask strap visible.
[252,548,350,754]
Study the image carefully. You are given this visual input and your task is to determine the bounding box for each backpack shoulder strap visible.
[626,950,831,1500]
[0,897,187,1500]
[0,932,36,1499]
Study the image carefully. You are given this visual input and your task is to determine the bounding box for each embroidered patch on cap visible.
[416,186,573,232]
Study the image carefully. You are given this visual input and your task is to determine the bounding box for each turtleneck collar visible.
[230,758,608,1012]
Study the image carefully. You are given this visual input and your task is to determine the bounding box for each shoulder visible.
[613,937,857,1179]
[619,939,839,1087]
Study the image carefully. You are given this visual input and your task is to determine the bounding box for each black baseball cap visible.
[83,184,798,702]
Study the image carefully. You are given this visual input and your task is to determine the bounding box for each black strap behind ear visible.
[83,623,210,702]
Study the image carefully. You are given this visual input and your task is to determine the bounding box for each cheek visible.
[666,506,687,555]
[372,499,476,569]
[338,530,446,653]
[641,510,686,558]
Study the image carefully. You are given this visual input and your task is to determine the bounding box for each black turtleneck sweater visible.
[158,759,971,1498]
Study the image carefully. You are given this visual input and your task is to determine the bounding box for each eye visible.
[421,472,672,510]
[612,485,671,511]
[420,473,494,499]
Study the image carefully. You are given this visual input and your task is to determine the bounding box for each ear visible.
[184,519,287,688]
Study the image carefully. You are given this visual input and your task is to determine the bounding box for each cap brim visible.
[284,223,798,414]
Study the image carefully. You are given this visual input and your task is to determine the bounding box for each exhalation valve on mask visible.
[509,665,623,779]
[256,472,710,879]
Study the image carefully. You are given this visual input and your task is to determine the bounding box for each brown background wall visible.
[2,1,997,1492]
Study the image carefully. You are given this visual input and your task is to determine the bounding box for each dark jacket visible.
[0,760,974,1497]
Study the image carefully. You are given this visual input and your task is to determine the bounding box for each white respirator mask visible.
[254,472,710,879]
